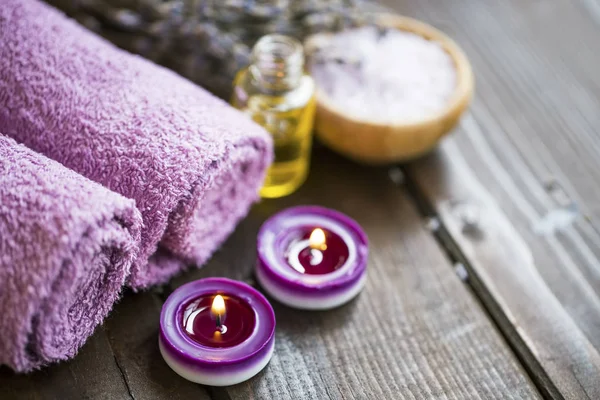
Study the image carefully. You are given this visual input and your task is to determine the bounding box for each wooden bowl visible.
[305,14,474,164]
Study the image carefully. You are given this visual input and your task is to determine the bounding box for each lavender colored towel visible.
[0,135,142,372]
[0,0,272,288]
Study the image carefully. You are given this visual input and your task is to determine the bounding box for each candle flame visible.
[309,228,327,250]
[211,295,226,318]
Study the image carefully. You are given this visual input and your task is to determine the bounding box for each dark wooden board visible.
[166,147,539,399]
[380,0,600,398]
[0,327,131,400]
[104,291,212,400]
[0,147,539,399]
[407,142,600,399]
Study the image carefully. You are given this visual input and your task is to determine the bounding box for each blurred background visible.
[46,0,372,98]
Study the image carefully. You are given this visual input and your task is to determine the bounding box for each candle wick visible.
[215,314,227,334]
[309,248,324,266]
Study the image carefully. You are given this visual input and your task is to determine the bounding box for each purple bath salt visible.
[309,26,457,123]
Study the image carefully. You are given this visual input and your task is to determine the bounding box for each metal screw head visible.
[424,217,441,232]
[450,201,481,235]
[454,262,468,282]
[388,167,404,185]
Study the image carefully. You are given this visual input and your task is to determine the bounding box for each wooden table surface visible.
[3,0,600,399]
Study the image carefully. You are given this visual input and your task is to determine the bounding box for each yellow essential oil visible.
[231,34,316,198]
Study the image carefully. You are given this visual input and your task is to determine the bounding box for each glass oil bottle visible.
[231,34,316,199]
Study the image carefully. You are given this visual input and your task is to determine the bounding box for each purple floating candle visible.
[256,206,368,310]
[159,278,275,386]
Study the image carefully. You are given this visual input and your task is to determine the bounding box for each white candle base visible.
[159,336,275,386]
[256,265,367,310]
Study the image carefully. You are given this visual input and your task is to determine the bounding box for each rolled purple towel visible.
[0,135,142,372]
[0,0,272,288]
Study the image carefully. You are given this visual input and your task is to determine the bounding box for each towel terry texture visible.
[0,0,273,288]
[0,135,142,372]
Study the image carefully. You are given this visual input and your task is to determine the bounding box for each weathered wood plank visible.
[381,0,600,398]
[168,147,540,399]
[0,327,131,400]
[407,140,600,399]
[104,291,212,400]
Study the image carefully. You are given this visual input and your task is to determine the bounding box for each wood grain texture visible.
[168,147,540,400]
[382,0,600,398]
[104,291,212,400]
[407,140,600,399]
[0,327,131,400]
[2,148,539,399]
